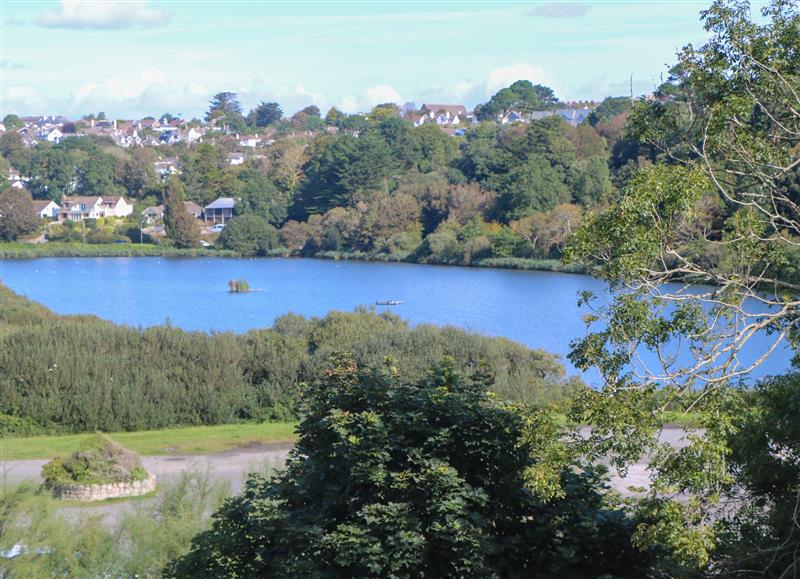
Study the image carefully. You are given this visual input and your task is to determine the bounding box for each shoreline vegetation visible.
[0,282,581,436]
[0,241,586,274]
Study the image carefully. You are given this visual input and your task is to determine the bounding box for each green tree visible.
[163,176,200,248]
[235,167,287,226]
[206,92,246,131]
[251,101,283,127]
[564,0,800,572]
[2,113,22,129]
[26,147,76,201]
[587,96,633,126]
[0,187,39,240]
[170,355,649,577]
[493,155,571,220]
[324,106,346,127]
[217,214,279,255]
[475,80,558,121]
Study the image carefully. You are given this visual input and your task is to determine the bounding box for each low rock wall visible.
[52,473,156,501]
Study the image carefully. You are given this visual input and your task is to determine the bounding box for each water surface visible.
[0,257,792,381]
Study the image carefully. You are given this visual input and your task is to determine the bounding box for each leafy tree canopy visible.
[475,81,558,121]
[171,355,649,578]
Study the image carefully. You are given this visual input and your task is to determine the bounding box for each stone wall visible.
[52,473,156,501]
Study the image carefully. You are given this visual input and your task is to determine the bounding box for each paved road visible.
[2,427,692,521]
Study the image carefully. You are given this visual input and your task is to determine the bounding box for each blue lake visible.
[0,257,793,382]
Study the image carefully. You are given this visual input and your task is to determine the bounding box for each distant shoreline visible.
[0,242,587,275]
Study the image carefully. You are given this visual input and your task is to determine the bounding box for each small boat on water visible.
[376,300,403,306]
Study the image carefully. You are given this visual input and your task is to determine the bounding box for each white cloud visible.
[3,86,46,113]
[364,85,401,107]
[486,64,555,93]
[336,85,402,113]
[72,69,167,103]
[37,0,170,29]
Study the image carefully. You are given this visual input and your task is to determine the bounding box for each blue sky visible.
[0,1,767,119]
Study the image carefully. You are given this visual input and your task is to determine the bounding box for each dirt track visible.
[2,427,692,521]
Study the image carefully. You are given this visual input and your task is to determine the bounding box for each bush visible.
[0,413,45,437]
[217,215,279,255]
[41,434,148,487]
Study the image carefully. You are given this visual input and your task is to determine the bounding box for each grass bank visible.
[0,242,236,259]
[0,242,586,274]
[0,422,298,460]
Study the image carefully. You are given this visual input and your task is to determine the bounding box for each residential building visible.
[32,199,60,220]
[227,152,245,166]
[419,104,468,126]
[60,196,104,221]
[99,195,133,218]
[204,197,236,224]
[239,135,260,147]
[142,201,202,224]
[501,111,527,125]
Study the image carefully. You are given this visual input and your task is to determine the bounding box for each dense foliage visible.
[563,1,800,575]
[0,187,39,241]
[0,284,577,433]
[170,355,649,577]
[0,470,229,577]
[1,76,649,267]
[41,434,148,487]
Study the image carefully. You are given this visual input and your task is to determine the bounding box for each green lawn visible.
[0,422,298,460]
[0,241,236,259]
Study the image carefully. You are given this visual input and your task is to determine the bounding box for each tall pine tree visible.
[163,176,200,248]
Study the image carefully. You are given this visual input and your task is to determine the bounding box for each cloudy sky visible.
[0,0,764,119]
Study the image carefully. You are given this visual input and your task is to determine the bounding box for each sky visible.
[0,0,769,119]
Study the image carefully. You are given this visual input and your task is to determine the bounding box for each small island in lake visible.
[228,279,251,293]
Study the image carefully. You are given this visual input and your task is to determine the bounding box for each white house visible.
[60,196,104,221]
[32,199,60,220]
[99,195,133,218]
[501,111,527,125]
[238,135,260,148]
[42,128,64,143]
[227,152,245,166]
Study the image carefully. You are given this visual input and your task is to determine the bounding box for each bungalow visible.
[60,196,104,221]
[204,197,235,225]
[99,195,133,218]
[184,201,202,219]
[32,199,60,220]
[227,152,245,166]
[142,201,203,224]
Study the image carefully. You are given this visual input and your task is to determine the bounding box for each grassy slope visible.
[0,422,298,460]
[0,242,235,258]
[0,242,585,273]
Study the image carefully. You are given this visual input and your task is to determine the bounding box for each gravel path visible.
[1,427,692,521]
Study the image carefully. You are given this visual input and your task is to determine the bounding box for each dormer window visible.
[79,203,86,211]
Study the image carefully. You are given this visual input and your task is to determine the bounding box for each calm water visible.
[0,257,792,381]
